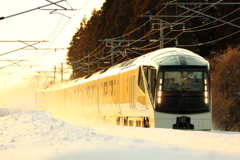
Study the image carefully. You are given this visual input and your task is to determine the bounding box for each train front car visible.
[143,48,212,130]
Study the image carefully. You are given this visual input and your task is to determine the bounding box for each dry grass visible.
[208,46,240,131]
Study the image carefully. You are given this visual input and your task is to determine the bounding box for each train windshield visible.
[163,71,203,91]
[155,71,210,114]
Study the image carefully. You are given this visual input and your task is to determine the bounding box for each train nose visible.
[173,116,194,129]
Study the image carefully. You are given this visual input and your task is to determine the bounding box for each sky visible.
[0,109,240,160]
[0,0,105,89]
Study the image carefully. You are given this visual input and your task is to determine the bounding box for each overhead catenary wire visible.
[177,29,240,47]
[172,8,240,32]
[70,0,239,74]
[2,0,239,79]
[0,0,65,20]
[117,0,236,50]
[1,0,94,77]
[75,0,239,73]
[104,0,218,50]
[59,0,215,70]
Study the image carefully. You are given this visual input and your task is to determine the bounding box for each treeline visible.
[67,0,239,78]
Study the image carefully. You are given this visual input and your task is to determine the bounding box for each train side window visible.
[101,83,104,96]
[138,67,145,93]
[104,82,108,97]
[87,86,90,99]
[92,85,94,99]
[111,80,113,96]
[109,80,111,96]
[77,89,80,104]
[127,77,129,93]
[109,81,111,96]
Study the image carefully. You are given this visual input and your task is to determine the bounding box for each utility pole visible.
[54,66,56,84]
[4,80,7,91]
[160,19,163,49]
[35,75,38,88]
[61,62,63,82]
[110,41,114,66]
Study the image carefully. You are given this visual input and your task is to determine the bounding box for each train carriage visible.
[36,48,212,130]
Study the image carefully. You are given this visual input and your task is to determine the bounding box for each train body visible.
[36,48,212,130]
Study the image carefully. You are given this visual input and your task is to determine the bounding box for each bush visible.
[208,47,240,131]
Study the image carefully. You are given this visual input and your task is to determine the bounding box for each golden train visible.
[36,48,212,130]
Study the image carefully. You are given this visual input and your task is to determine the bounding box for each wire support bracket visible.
[0,40,49,57]
[178,5,240,29]
[0,0,76,20]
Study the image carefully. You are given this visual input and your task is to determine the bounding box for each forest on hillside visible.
[67,0,239,78]
[67,0,240,131]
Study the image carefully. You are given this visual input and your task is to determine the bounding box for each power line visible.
[72,0,240,75]
[177,30,240,47]
[1,0,93,76]
[178,5,240,29]
[0,0,65,20]
[0,41,48,57]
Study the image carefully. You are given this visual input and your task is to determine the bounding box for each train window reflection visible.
[163,71,203,91]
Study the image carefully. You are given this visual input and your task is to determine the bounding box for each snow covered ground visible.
[1,109,240,160]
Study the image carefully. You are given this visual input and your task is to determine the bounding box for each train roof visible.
[36,48,209,92]
[103,48,209,71]
[142,47,209,69]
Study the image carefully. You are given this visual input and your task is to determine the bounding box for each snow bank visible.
[0,110,240,160]
[87,124,240,156]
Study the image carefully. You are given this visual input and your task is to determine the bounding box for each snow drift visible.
[0,110,240,160]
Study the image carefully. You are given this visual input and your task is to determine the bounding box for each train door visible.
[143,66,157,101]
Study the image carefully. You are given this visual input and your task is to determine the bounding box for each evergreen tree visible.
[67,0,239,78]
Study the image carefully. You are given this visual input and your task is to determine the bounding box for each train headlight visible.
[204,79,207,84]
[157,79,162,104]
[205,98,208,104]
[158,98,161,103]
[204,91,208,104]
[204,91,208,97]
[204,78,208,104]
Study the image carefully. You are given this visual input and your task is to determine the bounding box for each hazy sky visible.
[0,0,105,89]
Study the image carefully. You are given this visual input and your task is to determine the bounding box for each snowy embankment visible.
[0,108,21,117]
[0,109,240,160]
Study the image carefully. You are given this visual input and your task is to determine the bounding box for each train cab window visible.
[163,71,203,91]
[143,66,157,99]
[149,68,156,98]
[138,67,145,93]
